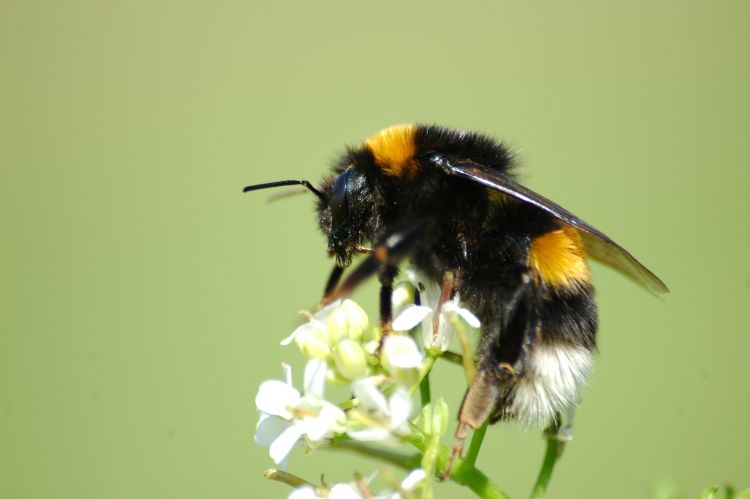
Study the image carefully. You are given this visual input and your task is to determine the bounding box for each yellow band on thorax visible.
[364,124,419,179]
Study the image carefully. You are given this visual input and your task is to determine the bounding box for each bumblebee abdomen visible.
[528,226,591,290]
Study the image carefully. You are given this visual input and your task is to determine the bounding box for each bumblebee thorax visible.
[363,124,420,179]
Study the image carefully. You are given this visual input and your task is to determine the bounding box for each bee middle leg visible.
[330,218,432,344]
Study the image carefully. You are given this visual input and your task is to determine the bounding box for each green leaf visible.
[699,485,719,499]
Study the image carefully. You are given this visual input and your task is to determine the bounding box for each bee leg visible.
[320,265,345,306]
[331,218,428,300]
[432,270,457,340]
[441,274,534,478]
[378,264,398,335]
[330,219,429,353]
[441,367,502,480]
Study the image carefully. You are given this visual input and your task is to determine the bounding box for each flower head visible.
[287,469,426,499]
[255,360,346,467]
[391,272,480,354]
[347,376,413,443]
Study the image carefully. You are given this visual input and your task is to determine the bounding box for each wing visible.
[433,156,669,295]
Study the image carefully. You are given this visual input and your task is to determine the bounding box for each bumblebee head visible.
[243,154,377,269]
[317,159,376,268]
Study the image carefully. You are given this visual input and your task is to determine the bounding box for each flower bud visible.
[326,299,370,345]
[420,403,434,436]
[293,320,331,360]
[332,339,368,381]
[325,368,350,388]
[420,398,449,437]
[432,398,450,438]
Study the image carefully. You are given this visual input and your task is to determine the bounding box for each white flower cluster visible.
[289,469,426,499]
[253,272,480,497]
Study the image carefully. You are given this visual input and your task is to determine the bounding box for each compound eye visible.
[331,169,353,223]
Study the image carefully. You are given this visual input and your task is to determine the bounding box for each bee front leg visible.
[330,218,428,301]
[320,265,345,306]
[378,264,398,336]
[328,219,431,351]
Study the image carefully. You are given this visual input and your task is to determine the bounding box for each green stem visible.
[440,350,463,366]
[330,432,509,499]
[331,440,421,470]
[410,354,436,397]
[419,368,432,406]
[529,433,565,499]
[464,421,489,467]
[406,434,510,499]
[450,316,476,382]
[338,397,359,411]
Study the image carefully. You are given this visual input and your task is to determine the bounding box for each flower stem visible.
[530,431,565,499]
[338,397,359,411]
[406,434,510,499]
[530,408,576,498]
[410,354,436,397]
[329,440,421,470]
[331,432,509,499]
[449,316,476,382]
[464,421,489,467]
[440,350,463,366]
[419,370,432,406]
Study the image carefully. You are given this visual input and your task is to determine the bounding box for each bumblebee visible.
[244,124,667,452]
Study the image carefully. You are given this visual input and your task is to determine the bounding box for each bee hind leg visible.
[441,274,535,478]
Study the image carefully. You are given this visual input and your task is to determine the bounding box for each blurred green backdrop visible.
[2,1,748,498]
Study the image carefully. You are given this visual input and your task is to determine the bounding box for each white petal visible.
[305,402,345,441]
[383,335,424,369]
[303,359,328,399]
[352,378,389,414]
[388,389,412,429]
[418,282,441,308]
[282,363,293,386]
[442,301,481,328]
[400,468,426,490]
[314,299,342,321]
[288,486,322,499]
[329,484,363,499]
[404,268,419,285]
[391,282,415,315]
[280,331,298,346]
[456,307,481,328]
[269,424,304,465]
[392,306,432,331]
[280,321,310,346]
[347,428,391,442]
[255,415,292,446]
[422,315,451,352]
[256,380,301,418]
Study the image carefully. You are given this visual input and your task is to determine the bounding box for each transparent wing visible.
[436,157,669,295]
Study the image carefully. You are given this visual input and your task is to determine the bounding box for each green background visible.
[2,1,748,498]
